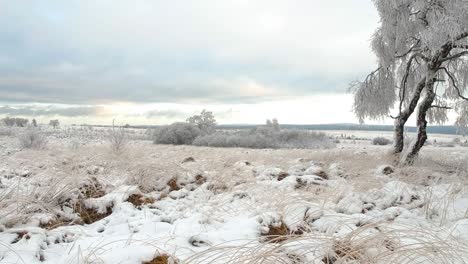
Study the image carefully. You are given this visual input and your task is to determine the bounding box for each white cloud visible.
[0,0,381,123]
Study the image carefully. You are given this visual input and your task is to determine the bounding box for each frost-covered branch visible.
[429,105,452,109]
[441,51,468,62]
[453,44,468,50]
[440,67,468,101]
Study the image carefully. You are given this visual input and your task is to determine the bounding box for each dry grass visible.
[261,221,291,243]
[74,201,113,225]
[143,254,178,264]
[167,178,181,192]
[40,218,72,230]
[127,193,155,207]
[194,174,207,185]
[322,240,366,263]
[79,177,106,199]
[185,222,468,264]
[11,231,30,244]
[1,134,468,263]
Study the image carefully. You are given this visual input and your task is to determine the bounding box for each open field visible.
[0,127,468,263]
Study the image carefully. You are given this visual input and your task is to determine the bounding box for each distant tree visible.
[49,119,60,129]
[350,0,468,164]
[186,110,217,134]
[1,117,29,127]
[272,118,280,131]
[32,119,37,127]
[266,119,273,127]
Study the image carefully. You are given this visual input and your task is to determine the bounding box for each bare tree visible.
[49,119,60,129]
[351,0,468,164]
[108,120,129,154]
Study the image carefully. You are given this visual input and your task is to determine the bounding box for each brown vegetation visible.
[127,194,155,207]
[143,254,178,264]
[74,202,113,224]
[167,178,180,192]
[261,221,291,243]
[79,177,106,199]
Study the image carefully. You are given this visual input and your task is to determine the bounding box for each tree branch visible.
[441,51,468,62]
[396,39,421,58]
[399,53,427,113]
[453,44,468,50]
[454,32,468,42]
[429,105,452,110]
[440,67,468,101]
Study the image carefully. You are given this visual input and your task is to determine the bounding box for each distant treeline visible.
[79,123,461,135]
[217,124,460,135]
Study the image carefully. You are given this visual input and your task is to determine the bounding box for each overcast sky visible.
[0,0,381,125]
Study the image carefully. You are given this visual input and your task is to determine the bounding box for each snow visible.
[0,129,468,263]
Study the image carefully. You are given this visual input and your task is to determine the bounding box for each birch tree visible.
[351,0,468,164]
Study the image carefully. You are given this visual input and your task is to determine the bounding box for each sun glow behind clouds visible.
[87,94,357,125]
[0,94,359,125]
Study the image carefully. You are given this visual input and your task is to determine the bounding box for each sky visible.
[0,0,382,125]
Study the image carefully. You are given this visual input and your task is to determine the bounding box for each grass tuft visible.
[261,221,291,243]
[143,254,178,264]
[127,194,155,207]
[74,202,113,225]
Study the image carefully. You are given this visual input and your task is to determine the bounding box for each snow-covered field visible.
[1,128,468,263]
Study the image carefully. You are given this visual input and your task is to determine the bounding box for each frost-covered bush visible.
[108,125,129,153]
[451,138,461,145]
[1,117,29,127]
[18,128,48,149]
[153,122,201,145]
[371,137,392,146]
[193,132,277,149]
[0,126,15,136]
[193,128,334,149]
[186,109,217,134]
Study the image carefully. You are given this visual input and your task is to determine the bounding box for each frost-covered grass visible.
[0,129,467,263]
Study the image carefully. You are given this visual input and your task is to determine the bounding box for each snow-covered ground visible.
[1,128,468,263]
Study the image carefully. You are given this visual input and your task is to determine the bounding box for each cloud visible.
[144,109,188,119]
[0,105,105,117]
[0,0,379,105]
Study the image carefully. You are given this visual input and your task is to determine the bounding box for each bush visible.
[0,126,15,136]
[18,128,47,149]
[153,122,201,145]
[108,125,129,153]
[193,128,334,149]
[2,117,29,127]
[371,137,392,145]
[451,137,461,145]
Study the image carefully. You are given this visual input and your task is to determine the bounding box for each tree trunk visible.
[393,78,426,154]
[404,75,436,164]
[393,118,405,154]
